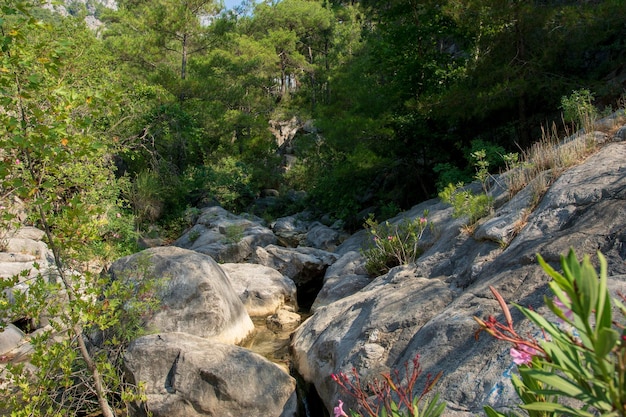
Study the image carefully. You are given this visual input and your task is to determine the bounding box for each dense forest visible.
[2,0,625,241]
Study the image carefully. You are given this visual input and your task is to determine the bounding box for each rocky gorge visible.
[1,120,626,416]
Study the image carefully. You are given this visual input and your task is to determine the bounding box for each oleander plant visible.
[476,249,626,417]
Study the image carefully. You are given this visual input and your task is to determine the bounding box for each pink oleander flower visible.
[419,217,427,225]
[553,296,573,321]
[510,344,538,365]
[334,400,349,417]
[15,159,20,165]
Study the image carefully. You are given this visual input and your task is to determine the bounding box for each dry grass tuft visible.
[504,121,600,200]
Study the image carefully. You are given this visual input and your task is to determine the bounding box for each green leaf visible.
[514,304,563,341]
[519,369,586,398]
[521,402,595,417]
[390,400,399,412]
[578,257,598,320]
[594,327,618,359]
[594,252,612,334]
[421,393,446,417]
[541,341,589,379]
[537,254,571,291]
[483,405,507,417]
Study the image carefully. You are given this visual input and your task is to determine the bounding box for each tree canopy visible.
[4,0,626,227]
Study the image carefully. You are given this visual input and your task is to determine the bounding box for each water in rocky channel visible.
[242,312,328,417]
[242,317,293,373]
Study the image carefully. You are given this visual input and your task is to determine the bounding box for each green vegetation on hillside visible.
[0,0,624,248]
[3,0,618,231]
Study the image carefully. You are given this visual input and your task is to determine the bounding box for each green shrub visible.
[438,148,495,228]
[561,89,597,133]
[439,182,493,227]
[222,223,245,243]
[433,162,469,194]
[188,229,201,243]
[361,211,430,276]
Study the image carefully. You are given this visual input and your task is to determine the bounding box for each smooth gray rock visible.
[304,221,347,251]
[291,267,455,413]
[221,263,297,317]
[266,308,301,331]
[109,247,254,344]
[125,333,296,417]
[311,274,371,312]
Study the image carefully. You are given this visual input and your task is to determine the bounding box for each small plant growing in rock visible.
[361,211,430,276]
[476,249,626,417]
[188,229,201,243]
[439,150,494,230]
[331,354,446,417]
[222,223,245,243]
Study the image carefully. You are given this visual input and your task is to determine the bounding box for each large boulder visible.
[291,140,626,415]
[220,263,297,317]
[271,213,347,250]
[250,244,337,308]
[125,332,297,417]
[109,247,254,345]
[0,226,53,281]
[291,267,455,412]
[0,227,56,328]
[174,206,276,263]
[311,251,370,311]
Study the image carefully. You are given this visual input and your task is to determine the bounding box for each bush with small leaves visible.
[0,4,156,416]
[361,211,430,276]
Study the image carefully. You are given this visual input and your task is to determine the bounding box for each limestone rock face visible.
[125,333,297,417]
[292,268,455,411]
[291,140,626,415]
[221,263,297,317]
[266,308,301,331]
[304,221,346,251]
[250,244,337,308]
[311,251,370,311]
[0,227,56,328]
[109,246,254,344]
